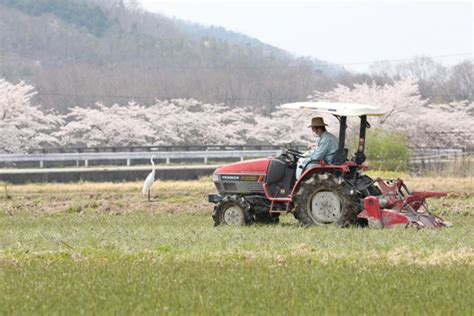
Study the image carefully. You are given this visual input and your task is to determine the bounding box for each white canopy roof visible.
[279,102,385,117]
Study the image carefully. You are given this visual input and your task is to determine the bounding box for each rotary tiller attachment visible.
[358,178,451,229]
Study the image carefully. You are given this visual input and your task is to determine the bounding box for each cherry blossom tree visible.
[1,76,472,153]
[305,78,473,148]
[307,78,426,124]
[35,81,474,150]
[55,101,155,147]
[0,78,62,153]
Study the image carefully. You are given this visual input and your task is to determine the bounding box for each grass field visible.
[1,175,473,314]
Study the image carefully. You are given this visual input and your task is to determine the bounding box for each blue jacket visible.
[308,131,338,164]
[296,131,338,178]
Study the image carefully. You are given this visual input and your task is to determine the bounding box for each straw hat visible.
[308,117,328,128]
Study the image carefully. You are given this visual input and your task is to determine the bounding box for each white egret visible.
[142,155,156,201]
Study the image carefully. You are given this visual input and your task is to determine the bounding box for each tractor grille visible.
[214,180,264,194]
[223,183,237,191]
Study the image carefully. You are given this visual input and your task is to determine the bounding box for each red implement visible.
[358,178,449,228]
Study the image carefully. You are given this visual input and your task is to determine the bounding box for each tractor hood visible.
[212,158,272,195]
[214,158,271,175]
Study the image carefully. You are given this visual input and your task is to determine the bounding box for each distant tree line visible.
[369,57,473,103]
[1,77,472,154]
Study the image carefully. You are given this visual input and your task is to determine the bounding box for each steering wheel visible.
[284,148,305,159]
[280,148,305,164]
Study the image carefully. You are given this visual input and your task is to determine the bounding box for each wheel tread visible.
[294,173,357,227]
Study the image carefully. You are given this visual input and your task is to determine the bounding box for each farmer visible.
[296,117,338,178]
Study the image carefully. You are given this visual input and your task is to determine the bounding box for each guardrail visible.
[0,150,283,168]
[1,146,471,169]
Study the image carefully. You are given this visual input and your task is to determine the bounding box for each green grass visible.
[2,257,472,315]
[0,178,473,314]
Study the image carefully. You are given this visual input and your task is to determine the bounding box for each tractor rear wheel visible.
[294,173,357,227]
[213,196,254,226]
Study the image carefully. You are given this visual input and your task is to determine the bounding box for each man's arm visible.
[309,135,330,162]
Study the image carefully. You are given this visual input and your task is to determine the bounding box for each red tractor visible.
[208,102,449,228]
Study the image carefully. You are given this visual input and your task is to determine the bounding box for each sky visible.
[138,1,473,72]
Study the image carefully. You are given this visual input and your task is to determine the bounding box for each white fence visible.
[0,146,470,169]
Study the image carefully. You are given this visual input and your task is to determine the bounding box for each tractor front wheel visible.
[213,196,254,226]
[294,173,357,227]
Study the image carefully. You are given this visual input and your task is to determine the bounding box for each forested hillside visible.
[0,0,471,114]
[0,0,342,113]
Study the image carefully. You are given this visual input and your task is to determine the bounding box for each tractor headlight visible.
[212,173,219,182]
